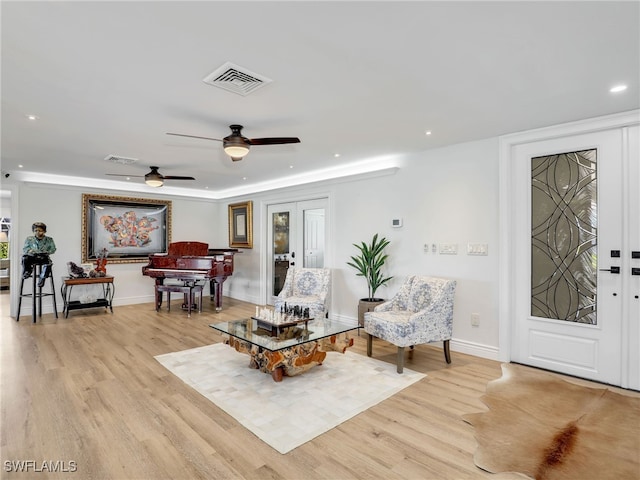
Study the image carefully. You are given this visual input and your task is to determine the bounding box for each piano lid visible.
[168,241,208,256]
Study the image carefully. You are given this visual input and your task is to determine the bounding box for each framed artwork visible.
[228,201,253,249]
[82,193,172,263]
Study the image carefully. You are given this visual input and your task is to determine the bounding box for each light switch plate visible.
[467,243,488,256]
[439,243,458,255]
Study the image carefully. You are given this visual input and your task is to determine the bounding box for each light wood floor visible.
[1,292,636,479]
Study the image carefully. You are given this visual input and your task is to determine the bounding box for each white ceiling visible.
[2,1,638,198]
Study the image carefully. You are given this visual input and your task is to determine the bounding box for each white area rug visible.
[155,343,426,454]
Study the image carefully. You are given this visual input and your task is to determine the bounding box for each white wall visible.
[12,136,501,358]
[220,137,501,356]
[11,184,218,314]
[334,138,500,353]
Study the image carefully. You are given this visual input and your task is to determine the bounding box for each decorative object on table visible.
[273,267,331,319]
[252,305,312,337]
[228,201,253,248]
[95,247,108,273]
[364,275,456,373]
[82,193,172,264]
[67,261,88,278]
[463,363,640,480]
[257,303,311,320]
[347,233,393,326]
[79,292,98,304]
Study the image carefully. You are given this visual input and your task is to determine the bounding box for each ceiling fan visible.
[166,124,300,161]
[106,166,195,187]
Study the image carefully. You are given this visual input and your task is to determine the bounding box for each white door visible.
[626,125,640,390]
[266,198,328,304]
[303,208,325,268]
[510,126,638,387]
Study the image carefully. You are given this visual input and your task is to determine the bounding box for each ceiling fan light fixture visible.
[145,167,164,187]
[224,145,250,158]
[145,178,163,187]
[223,133,250,159]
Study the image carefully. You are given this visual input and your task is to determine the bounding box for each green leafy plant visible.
[347,233,393,300]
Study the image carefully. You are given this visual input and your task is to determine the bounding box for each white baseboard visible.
[332,313,500,362]
[450,338,500,361]
[14,294,499,363]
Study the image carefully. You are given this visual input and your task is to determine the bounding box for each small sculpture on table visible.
[94,248,108,276]
[67,261,88,278]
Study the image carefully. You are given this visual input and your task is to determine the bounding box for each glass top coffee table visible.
[210,317,358,382]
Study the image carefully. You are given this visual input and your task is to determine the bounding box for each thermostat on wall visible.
[391,218,403,228]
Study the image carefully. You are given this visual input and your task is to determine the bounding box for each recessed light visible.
[425,130,432,136]
[18,165,23,169]
[242,177,247,181]
[610,85,627,93]
[289,165,294,169]
[26,114,39,121]
[334,153,341,158]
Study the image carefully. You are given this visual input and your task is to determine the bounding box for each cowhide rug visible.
[463,363,640,480]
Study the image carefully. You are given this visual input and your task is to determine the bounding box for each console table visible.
[61,276,115,318]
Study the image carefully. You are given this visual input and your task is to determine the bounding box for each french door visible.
[266,198,328,304]
[508,118,639,389]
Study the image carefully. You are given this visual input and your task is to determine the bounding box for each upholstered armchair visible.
[364,275,456,373]
[274,268,331,319]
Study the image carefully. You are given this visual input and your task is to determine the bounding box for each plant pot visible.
[358,298,385,327]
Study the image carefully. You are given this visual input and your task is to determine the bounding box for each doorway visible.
[501,112,639,389]
[266,198,329,305]
[0,197,12,296]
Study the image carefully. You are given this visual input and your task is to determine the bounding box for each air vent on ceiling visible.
[203,62,272,96]
[104,154,138,165]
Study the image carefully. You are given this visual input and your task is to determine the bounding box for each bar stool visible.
[17,263,58,323]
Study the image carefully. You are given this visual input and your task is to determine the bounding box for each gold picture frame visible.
[82,193,172,263]
[228,201,253,249]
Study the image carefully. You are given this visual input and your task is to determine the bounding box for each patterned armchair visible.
[364,275,456,373]
[274,268,331,319]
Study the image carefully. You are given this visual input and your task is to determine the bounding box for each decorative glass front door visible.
[531,149,597,324]
[511,129,626,386]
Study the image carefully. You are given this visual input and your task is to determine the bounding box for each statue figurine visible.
[22,222,56,287]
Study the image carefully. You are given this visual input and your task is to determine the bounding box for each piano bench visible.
[155,283,204,317]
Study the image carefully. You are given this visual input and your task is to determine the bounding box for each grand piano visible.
[142,242,238,311]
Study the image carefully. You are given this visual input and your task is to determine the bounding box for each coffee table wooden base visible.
[226,334,354,382]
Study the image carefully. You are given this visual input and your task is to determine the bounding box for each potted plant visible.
[347,233,393,326]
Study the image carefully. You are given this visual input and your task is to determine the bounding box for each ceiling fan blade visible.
[249,137,301,145]
[166,132,222,142]
[163,175,196,180]
[106,174,143,177]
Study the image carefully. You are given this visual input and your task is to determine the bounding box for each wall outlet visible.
[471,313,480,327]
